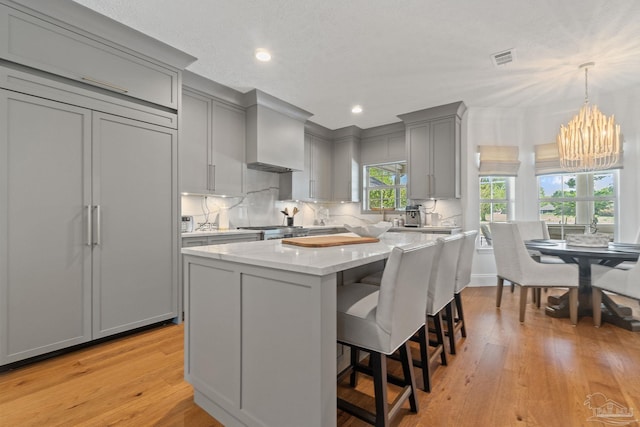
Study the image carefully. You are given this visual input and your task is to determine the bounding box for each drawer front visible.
[182,238,209,248]
[0,4,178,109]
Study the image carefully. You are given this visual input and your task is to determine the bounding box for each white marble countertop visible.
[181,229,263,238]
[390,226,462,233]
[181,231,440,276]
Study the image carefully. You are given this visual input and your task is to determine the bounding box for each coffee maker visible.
[404,205,421,227]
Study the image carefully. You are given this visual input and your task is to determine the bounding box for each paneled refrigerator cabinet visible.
[0,89,178,365]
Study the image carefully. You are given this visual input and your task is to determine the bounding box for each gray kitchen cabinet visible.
[182,233,261,247]
[0,89,178,365]
[306,227,347,236]
[0,2,180,109]
[180,88,245,196]
[0,90,93,365]
[309,134,332,200]
[180,89,211,194]
[279,133,332,201]
[91,113,177,339]
[211,100,246,195]
[332,128,361,202]
[399,101,466,200]
[182,237,210,248]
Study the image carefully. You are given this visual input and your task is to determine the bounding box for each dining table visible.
[525,239,639,331]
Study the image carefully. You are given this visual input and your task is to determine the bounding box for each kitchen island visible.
[182,232,439,427]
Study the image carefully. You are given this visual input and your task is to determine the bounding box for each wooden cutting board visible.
[281,235,380,247]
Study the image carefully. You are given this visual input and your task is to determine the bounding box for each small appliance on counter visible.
[404,205,421,227]
[181,215,194,233]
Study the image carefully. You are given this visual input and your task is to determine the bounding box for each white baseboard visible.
[469,274,497,287]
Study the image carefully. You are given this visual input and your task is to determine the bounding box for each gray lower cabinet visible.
[306,227,347,236]
[182,233,261,247]
[0,89,178,365]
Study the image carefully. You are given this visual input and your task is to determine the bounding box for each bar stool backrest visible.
[377,239,443,352]
[426,234,464,316]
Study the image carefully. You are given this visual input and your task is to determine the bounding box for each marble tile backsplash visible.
[181,169,462,230]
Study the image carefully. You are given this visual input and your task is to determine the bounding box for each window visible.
[538,171,617,239]
[479,176,514,223]
[363,162,407,212]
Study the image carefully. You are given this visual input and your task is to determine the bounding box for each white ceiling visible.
[73,0,640,130]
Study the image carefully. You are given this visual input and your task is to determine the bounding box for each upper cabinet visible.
[309,133,333,201]
[399,101,466,200]
[280,131,332,201]
[0,3,193,110]
[180,79,246,196]
[332,126,361,202]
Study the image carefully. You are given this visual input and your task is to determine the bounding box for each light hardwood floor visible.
[1,287,639,427]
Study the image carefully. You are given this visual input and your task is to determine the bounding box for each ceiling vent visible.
[491,49,516,67]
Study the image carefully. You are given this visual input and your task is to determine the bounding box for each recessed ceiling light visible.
[255,48,271,62]
[351,105,363,114]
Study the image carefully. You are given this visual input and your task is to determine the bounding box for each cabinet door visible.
[0,90,92,364]
[283,134,313,200]
[430,117,458,199]
[310,135,332,200]
[0,4,179,109]
[406,123,432,199]
[182,237,209,247]
[210,100,245,196]
[180,90,211,194]
[333,139,360,202]
[92,113,177,338]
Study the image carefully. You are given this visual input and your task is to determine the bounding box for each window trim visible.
[537,170,618,239]
[479,176,515,224]
[362,161,407,214]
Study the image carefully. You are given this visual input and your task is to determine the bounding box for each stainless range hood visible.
[244,89,313,173]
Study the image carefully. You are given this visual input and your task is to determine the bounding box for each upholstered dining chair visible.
[451,230,478,344]
[512,220,564,261]
[336,240,441,427]
[480,224,492,246]
[491,223,579,324]
[616,227,640,270]
[511,220,564,304]
[591,259,640,327]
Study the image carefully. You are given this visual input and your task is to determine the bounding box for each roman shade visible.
[478,145,520,176]
[535,142,623,175]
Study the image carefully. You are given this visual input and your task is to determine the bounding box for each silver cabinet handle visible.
[208,164,216,191]
[430,174,435,196]
[81,76,129,93]
[95,205,101,246]
[86,205,93,246]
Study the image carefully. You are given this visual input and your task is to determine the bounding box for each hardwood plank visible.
[1,288,639,427]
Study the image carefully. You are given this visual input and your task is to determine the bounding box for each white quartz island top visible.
[181,231,439,276]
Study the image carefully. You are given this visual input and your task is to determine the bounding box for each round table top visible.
[525,239,639,262]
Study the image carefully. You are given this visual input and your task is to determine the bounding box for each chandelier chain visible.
[584,67,589,104]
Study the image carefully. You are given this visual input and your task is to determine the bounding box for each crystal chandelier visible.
[557,62,621,172]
